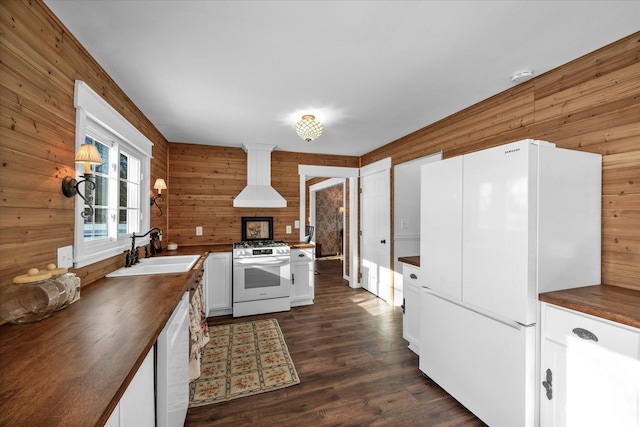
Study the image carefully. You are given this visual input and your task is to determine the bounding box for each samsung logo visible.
[505,148,521,154]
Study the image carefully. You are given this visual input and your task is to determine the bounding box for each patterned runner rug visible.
[189,318,300,407]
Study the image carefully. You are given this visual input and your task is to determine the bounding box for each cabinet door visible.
[420,156,463,299]
[106,347,155,427]
[291,249,314,306]
[540,303,640,427]
[291,262,311,299]
[205,253,232,316]
[403,282,420,354]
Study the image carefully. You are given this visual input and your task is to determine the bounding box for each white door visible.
[360,167,391,303]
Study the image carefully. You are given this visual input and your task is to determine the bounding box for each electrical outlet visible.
[286,225,292,234]
[294,220,300,229]
[58,245,73,268]
[401,219,409,229]
[196,226,203,236]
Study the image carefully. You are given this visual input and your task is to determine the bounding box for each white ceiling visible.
[44,1,639,157]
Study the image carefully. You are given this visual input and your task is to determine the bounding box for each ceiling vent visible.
[233,143,287,208]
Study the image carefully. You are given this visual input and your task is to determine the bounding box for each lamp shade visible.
[295,115,323,142]
[75,144,103,174]
[154,178,167,193]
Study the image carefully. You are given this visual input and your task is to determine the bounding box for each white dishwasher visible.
[157,291,190,427]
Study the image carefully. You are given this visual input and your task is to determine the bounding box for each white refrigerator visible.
[419,139,601,427]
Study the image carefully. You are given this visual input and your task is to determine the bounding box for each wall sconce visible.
[150,178,167,216]
[62,144,103,218]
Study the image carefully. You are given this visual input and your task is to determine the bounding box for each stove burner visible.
[233,240,288,249]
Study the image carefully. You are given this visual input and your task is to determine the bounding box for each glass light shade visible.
[295,115,323,142]
[154,178,167,194]
[75,144,103,174]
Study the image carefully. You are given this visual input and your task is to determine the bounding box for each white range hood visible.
[233,143,287,208]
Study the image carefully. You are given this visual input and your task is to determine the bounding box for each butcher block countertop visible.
[0,242,313,426]
[398,256,420,267]
[539,285,640,329]
[0,247,215,427]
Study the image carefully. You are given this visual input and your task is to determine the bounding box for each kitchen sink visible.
[106,255,200,277]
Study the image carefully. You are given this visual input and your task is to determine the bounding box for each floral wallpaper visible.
[315,185,343,257]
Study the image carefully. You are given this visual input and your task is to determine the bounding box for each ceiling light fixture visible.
[510,70,534,84]
[295,115,323,142]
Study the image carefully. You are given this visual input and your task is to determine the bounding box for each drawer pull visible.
[572,327,598,342]
[410,273,417,279]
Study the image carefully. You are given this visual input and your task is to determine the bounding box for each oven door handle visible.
[234,258,290,267]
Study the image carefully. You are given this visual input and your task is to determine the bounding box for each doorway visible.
[298,165,359,287]
[309,178,345,259]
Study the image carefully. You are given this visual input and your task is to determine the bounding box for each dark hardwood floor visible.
[185,259,485,426]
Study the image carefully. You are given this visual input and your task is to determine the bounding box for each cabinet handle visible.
[542,368,553,400]
[401,298,405,314]
[380,239,386,244]
[298,253,305,257]
[291,273,295,285]
[572,328,598,342]
[410,273,417,279]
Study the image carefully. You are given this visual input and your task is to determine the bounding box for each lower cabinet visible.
[205,252,232,317]
[401,263,421,354]
[540,302,640,427]
[105,347,155,427]
[291,248,314,306]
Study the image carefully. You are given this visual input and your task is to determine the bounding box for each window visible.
[73,81,153,268]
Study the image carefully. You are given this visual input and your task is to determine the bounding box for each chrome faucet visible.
[125,227,161,267]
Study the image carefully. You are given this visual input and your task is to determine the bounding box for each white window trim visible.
[73,81,153,268]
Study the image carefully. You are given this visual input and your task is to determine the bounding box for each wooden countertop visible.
[288,241,315,249]
[0,242,313,425]
[0,250,208,426]
[398,256,420,267]
[539,285,640,329]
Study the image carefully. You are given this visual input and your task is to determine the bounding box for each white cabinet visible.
[205,252,232,317]
[105,347,155,427]
[401,263,421,354]
[540,302,640,427]
[157,291,190,427]
[291,248,314,306]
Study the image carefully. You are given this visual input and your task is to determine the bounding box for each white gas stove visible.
[232,240,291,317]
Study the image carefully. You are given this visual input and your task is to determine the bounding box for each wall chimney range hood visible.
[233,143,287,208]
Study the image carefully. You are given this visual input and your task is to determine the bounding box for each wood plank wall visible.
[0,0,169,289]
[362,32,640,291]
[1,0,637,297]
[166,143,358,246]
